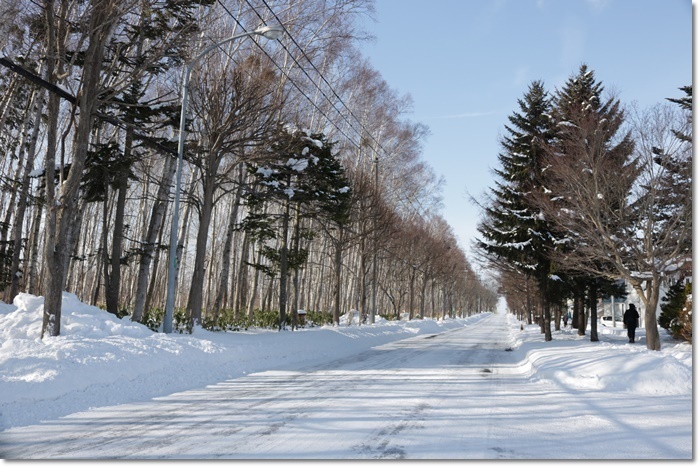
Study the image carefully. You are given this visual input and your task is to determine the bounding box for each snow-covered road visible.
[0,313,690,459]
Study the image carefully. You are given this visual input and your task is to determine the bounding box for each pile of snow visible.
[0,293,691,434]
[506,313,692,396]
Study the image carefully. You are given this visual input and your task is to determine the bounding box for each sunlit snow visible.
[0,292,691,459]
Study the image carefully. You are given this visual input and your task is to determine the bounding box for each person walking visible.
[623,303,640,343]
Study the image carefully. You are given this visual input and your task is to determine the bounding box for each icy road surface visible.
[0,313,690,459]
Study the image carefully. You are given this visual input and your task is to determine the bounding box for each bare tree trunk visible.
[247,244,261,318]
[265,276,274,313]
[333,226,344,325]
[63,200,85,289]
[40,0,63,338]
[144,208,169,315]
[0,158,23,289]
[543,298,552,342]
[313,256,325,313]
[187,165,218,328]
[0,74,19,135]
[525,276,533,325]
[278,200,290,330]
[104,134,132,316]
[0,99,31,271]
[26,182,44,295]
[589,282,599,342]
[577,291,586,336]
[80,208,99,299]
[42,0,116,338]
[420,271,429,319]
[408,266,416,320]
[7,87,44,302]
[131,156,175,322]
[359,236,367,323]
[235,232,250,317]
[213,165,244,317]
[290,206,301,330]
[246,203,270,318]
[634,280,661,351]
[101,195,111,307]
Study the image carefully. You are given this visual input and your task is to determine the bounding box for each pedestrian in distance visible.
[623,303,640,343]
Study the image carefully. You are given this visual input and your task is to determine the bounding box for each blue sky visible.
[360,0,692,268]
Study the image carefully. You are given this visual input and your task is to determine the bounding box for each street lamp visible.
[163,25,285,333]
[371,155,378,324]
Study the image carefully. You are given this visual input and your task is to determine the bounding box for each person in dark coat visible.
[623,304,640,343]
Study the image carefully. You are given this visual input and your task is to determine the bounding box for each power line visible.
[251,5,371,147]
[0,57,179,158]
[213,0,364,152]
[257,0,390,158]
[208,2,422,216]
[244,0,368,143]
[216,0,391,159]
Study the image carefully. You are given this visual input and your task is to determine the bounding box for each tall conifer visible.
[476,81,560,338]
[544,64,637,343]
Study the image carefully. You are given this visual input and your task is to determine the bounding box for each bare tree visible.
[540,99,690,350]
[131,156,176,323]
[185,52,281,327]
[42,0,121,338]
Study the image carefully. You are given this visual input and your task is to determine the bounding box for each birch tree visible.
[42,0,121,338]
[185,52,280,327]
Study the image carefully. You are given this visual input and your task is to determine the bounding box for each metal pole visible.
[162,27,283,333]
[371,156,378,324]
[162,65,191,334]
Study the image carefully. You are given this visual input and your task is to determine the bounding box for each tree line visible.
[0,0,496,338]
[475,64,691,351]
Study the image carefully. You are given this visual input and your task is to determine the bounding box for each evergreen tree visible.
[549,65,636,341]
[655,87,692,341]
[658,279,688,336]
[654,86,692,268]
[542,64,641,344]
[241,127,352,330]
[476,80,562,339]
[666,85,692,143]
[36,0,216,337]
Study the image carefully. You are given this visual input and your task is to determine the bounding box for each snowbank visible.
[0,293,474,429]
[507,313,692,396]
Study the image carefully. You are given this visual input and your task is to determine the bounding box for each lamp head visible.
[256,25,285,41]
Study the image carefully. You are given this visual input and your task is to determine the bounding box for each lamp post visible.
[163,25,284,333]
[371,155,378,324]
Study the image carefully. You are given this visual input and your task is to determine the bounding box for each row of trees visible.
[476,64,691,351]
[0,0,496,338]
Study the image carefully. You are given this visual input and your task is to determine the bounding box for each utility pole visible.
[371,156,378,324]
